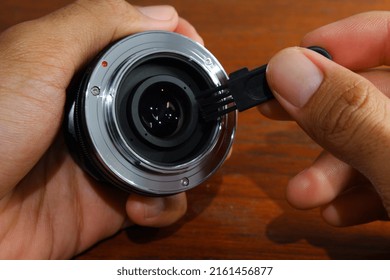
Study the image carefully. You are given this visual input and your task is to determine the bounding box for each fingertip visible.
[175,17,204,45]
[267,47,325,110]
[286,164,340,210]
[137,5,178,22]
[286,169,316,210]
[301,11,390,70]
[321,204,344,227]
[128,5,179,35]
[126,193,187,228]
[257,99,292,120]
[320,186,389,227]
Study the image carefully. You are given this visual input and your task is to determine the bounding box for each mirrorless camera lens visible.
[65,31,236,196]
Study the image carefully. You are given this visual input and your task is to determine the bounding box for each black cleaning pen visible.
[197,46,332,121]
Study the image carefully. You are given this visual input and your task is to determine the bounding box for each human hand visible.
[259,12,390,227]
[0,0,203,259]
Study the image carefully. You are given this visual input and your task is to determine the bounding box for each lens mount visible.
[65,31,236,196]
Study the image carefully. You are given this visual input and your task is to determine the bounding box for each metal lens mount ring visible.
[66,31,236,196]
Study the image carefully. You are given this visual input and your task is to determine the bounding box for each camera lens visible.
[138,81,185,138]
[65,31,236,196]
[126,74,199,150]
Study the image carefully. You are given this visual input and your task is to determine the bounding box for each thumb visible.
[0,0,179,195]
[1,1,179,79]
[266,47,390,210]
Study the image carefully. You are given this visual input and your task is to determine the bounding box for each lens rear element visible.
[139,81,185,139]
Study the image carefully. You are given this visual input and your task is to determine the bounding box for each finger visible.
[258,69,390,121]
[257,99,292,120]
[261,11,390,121]
[0,1,180,196]
[126,193,187,228]
[321,185,388,227]
[1,2,179,83]
[301,11,390,70]
[359,69,390,97]
[175,17,204,45]
[266,47,390,214]
[286,151,364,209]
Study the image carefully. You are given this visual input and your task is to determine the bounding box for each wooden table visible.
[2,0,390,260]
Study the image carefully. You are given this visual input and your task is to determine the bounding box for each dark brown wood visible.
[2,0,390,260]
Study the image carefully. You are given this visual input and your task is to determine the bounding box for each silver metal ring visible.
[75,31,236,195]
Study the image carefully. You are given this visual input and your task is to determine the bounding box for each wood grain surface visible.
[2,0,390,260]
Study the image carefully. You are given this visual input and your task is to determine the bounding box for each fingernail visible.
[138,5,176,21]
[144,198,166,219]
[267,48,324,108]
